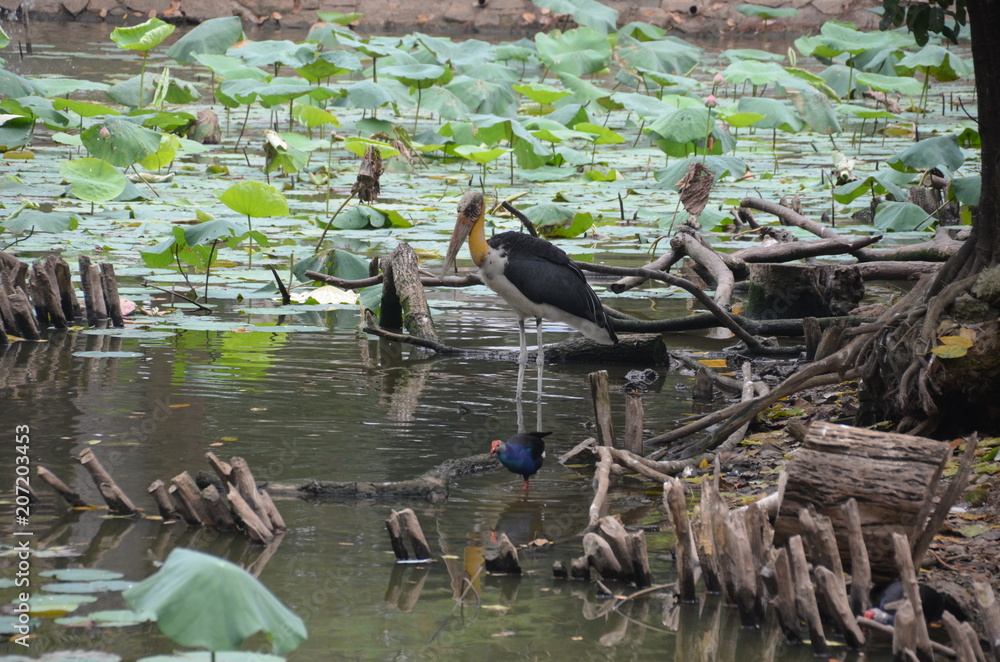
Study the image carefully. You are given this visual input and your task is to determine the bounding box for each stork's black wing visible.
[488,231,616,339]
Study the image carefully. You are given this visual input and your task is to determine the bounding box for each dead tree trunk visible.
[773,422,950,582]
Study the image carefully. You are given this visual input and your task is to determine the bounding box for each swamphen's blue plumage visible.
[491,432,550,490]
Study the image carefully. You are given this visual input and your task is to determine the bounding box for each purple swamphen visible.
[490,432,550,490]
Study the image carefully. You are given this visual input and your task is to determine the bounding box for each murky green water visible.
[0,18,958,661]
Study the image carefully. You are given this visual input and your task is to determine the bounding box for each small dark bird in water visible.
[490,432,550,490]
[863,581,946,625]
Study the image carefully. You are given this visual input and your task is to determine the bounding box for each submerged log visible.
[773,422,950,582]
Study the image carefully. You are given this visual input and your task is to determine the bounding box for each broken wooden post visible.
[588,370,615,447]
[170,472,213,527]
[205,452,233,484]
[692,365,714,402]
[892,532,933,662]
[582,532,626,582]
[99,262,124,327]
[230,456,264,519]
[2,281,41,340]
[892,600,918,662]
[75,448,137,516]
[257,490,286,531]
[798,505,844,580]
[842,497,872,616]
[770,547,801,643]
[773,422,951,582]
[788,535,828,657]
[694,474,722,594]
[29,260,67,329]
[380,242,438,342]
[570,556,591,580]
[484,532,521,575]
[664,477,696,602]
[813,566,866,651]
[37,466,87,508]
[48,256,81,322]
[942,611,980,662]
[385,509,409,560]
[385,508,433,562]
[722,511,758,627]
[146,479,177,521]
[623,393,644,455]
[227,484,274,544]
[628,531,653,589]
[79,256,107,326]
[201,484,237,531]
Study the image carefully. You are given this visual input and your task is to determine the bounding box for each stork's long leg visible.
[516,359,526,433]
[536,353,543,433]
[518,318,528,365]
[535,317,544,367]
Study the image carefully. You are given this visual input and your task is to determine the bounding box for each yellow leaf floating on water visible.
[169,403,191,408]
[697,358,728,368]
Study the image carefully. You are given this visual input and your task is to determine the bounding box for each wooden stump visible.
[147,479,177,521]
[588,370,615,447]
[385,508,433,561]
[664,477,696,601]
[773,422,950,581]
[37,466,88,508]
[76,448,137,515]
[745,263,863,319]
[483,532,521,575]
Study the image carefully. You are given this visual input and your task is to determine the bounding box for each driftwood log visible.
[772,422,951,582]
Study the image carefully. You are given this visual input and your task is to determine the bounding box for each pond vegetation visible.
[0,1,984,659]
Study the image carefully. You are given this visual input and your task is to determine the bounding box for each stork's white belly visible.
[478,251,613,344]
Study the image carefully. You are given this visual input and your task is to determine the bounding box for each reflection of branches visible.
[425,566,483,647]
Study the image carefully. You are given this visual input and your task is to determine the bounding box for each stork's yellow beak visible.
[440,190,484,277]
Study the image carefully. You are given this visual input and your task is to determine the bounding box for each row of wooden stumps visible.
[0,251,124,342]
[658,422,1000,662]
[35,449,285,544]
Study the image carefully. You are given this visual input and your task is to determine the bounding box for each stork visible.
[440,190,617,364]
